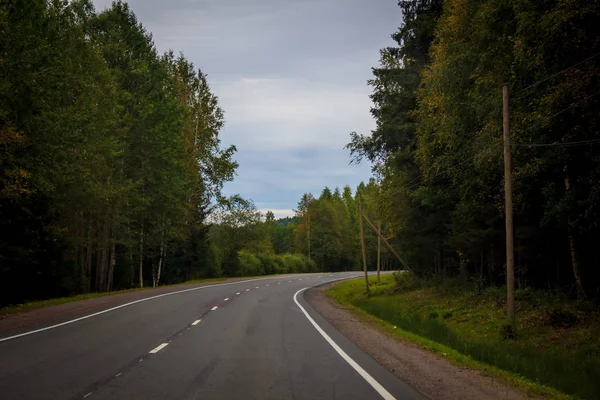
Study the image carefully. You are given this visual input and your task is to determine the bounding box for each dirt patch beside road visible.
[305,283,528,400]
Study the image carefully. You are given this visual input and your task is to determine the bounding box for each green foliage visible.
[237,250,264,277]
[330,275,600,399]
[0,0,236,305]
[344,0,600,299]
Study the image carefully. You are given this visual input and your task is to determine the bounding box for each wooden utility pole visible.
[307,210,311,261]
[503,84,515,327]
[362,213,418,278]
[377,220,381,284]
[358,193,369,292]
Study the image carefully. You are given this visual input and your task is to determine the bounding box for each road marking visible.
[224,298,229,301]
[277,282,281,284]
[255,286,259,289]
[192,319,201,326]
[211,306,218,311]
[236,292,241,295]
[293,286,395,400]
[116,373,122,377]
[149,343,169,354]
[0,275,307,342]
[266,284,270,287]
[245,289,250,291]
[84,392,92,398]
[288,280,292,282]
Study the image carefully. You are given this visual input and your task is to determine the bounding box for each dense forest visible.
[0,0,373,307]
[346,0,600,299]
[0,0,238,307]
[2,0,599,307]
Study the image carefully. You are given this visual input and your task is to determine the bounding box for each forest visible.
[0,0,373,307]
[0,0,238,307]
[2,0,600,308]
[345,0,600,300]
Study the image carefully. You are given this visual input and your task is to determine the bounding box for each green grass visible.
[327,275,600,400]
[0,274,290,317]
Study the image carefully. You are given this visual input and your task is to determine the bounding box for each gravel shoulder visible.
[305,282,529,400]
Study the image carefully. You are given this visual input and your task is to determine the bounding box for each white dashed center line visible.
[192,319,201,326]
[149,343,169,354]
[277,282,281,284]
[246,289,250,291]
[211,306,218,311]
[266,284,270,287]
[84,392,92,398]
[116,373,122,378]
[224,298,229,301]
[236,292,241,295]
[255,286,259,289]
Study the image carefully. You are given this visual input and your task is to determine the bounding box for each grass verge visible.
[0,274,290,317]
[327,274,599,400]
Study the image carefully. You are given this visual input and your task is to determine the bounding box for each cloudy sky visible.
[93,0,401,219]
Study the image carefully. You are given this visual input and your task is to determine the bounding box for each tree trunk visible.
[488,244,495,285]
[95,244,103,292]
[479,250,484,294]
[156,240,165,287]
[79,212,86,292]
[139,219,144,288]
[107,226,116,292]
[85,215,94,293]
[458,251,467,283]
[152,259,156,288]
[564,173,586,299]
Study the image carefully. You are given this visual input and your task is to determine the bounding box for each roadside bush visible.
[273,255,287,274]
[257,253,278,275]
[282,253,305,273]
[237,250,264,276]
[393,271,417,292]
[306,257,318,273]
[205,243,224,278]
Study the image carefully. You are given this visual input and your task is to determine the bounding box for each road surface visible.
[0,272,423,400]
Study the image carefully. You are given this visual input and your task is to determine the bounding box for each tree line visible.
[0,0,241,306]
[346,0,600,298]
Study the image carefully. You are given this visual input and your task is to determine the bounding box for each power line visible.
[515,51,600,96]
[516,89,600,136]
[517,138,600,148]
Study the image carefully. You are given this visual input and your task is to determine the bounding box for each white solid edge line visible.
[211,306,218,311]
[149,342,169,354]
[293,284,395,400]
[0,275,304,342]
[191,319,201,326]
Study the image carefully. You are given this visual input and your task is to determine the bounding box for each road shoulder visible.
[305,283,528,400]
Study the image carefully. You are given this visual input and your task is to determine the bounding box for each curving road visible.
[0,272,423,400]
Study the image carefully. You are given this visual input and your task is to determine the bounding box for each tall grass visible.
[361,299,598,399]
[330,275,600,400]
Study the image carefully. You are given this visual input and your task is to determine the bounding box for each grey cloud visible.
[92,0,400,213]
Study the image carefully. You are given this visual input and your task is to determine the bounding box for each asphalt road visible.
[0,272,424,400]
